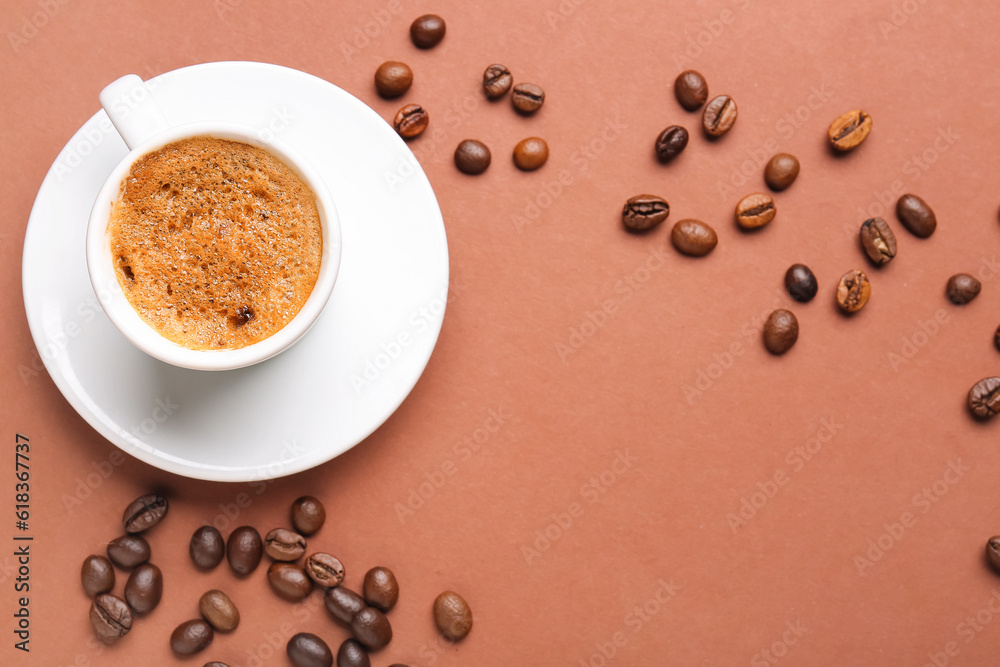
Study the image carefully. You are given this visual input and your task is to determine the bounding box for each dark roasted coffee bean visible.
[994,324,1000,353]
[265,528,307,561]
[351,607,392,650]
[226,526,262,575]
[288,632,334,667]
[199,589,240,632]
[987,536,1000,570]
[374,61,413,99]
[171,619,214,655]
[836,269,871,313]
[764,153,800,191]
[946,273,981,304]
[859,217,898,265]
[735,193,776,229]
[828,109,872,152]
[454,139,491,175]
[511,83,545,114]
[124,563,162,615]
[763,309,799,355]
[482,64,512,99]
[895,193,936,238]
[433,590,472,641]
[306,553,345,588]
[674,70,708,111]
[968,377,1000,420]
[784,264,818,303]
[512,137,548,171]
[90,593,133,643]
[291,496,326,536]
[654,125,689,163]
[190,526,225,569]
[622,195,669,232]
[107,534,151,569]
[393,104,429,139]
[337,639,371,667]
[410,14,445,48]
[702,94,737,137]
[362,566,399,612]
[325,586,366,626]
[670,219,717,257]
[268,562,313,601]
[82,555,115,598]
[122,493,168,534]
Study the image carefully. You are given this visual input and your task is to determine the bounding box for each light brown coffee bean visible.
[362,566,399,612]
[433,590,472,641]
[268,562,313,601]
[306,553,346,588]
[896,193,937,238]
[393,104,428,139]
[702,94,737,137]
[946,273,981,305]
[90,593,133,643]
[763,309,799,355]
[735,193,776,229]
[264,528,307,561]
[764,153,800,191]
[622,195,669,232]
[483,64,512,99]
[674,70,708,111]
[836,269,871,313]
[374,61,413,99]
[199,589,240,633]
[511,83,545,114]
[828,110,873,151]
[670,219,717,257]
[859,217,897,265]
[513,137,548,171]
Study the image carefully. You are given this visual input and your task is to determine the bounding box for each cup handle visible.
[99,74,170,151]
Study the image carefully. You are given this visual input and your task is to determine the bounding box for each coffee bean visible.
[190,526,225,569]
[836,269,871,313]
[702,94,737,137]
[393,104,429,139]
[622,195,669,232]
[268,562,313,601]
[674,70,708,111]
[362,566,399,612]
[828,109,872,152]
[107,534,151,569]
[81,555,115,598]
[337,639,371,667]
[291,496,326,536]
[994,324,1000,353]
[859,217,898,266]
[947,273,981,304]
[305,552,345,588]
[374,61,413,99]
[670,219,717,257]
[288,632,334,667]
[968,377,1000,420]
[171,619,214,655]
[199,589,240,632]
[784,264,818,303]
[895,194,937,238]
[987,536,1000,570]
[90,593,133,643]
[454,139,491,175]
[482,64,512,99]
[654,125,689,163]
[513,137,548,171]
[122,493,168,534]
[265,528,307,561]
[511,83,545,114]
[410,14,445,49]
[124,563,162,615]
[351,607,393,650]
[735,193,776,229]
[763,309,799,355]
[764,153,800,191]
[325,586,366,626]
[226,526,262,575]
[433,590,473,641]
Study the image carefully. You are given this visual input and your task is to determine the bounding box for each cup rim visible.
[86,121,341,371]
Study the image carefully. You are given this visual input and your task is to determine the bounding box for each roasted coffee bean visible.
[454,139,491,175]
[337,639,371,667]
[124,563,162,615]
[828,109,872,152]
[288,632,334,667]
[227,526,262,575]
[306,553,345,588]
[674,70,708,111]
[265,528,307,561]
[702,94,737,137]
[735,193,776,229]
[122,493,168,534]
[987,536,1000,570]
[90,593,133,643]
[763,309,799,355]
[895,193,937,238]
[512,137,548,171]
[670,219,717,257]
[994,324,1000,353]
[784,264,818,303]
[362,566,399,612]
[351,607,393,650]
[374,61,413,99]
[511,83,545,114]
[654,125,689,163]
[268,562,313,601]
[836,269,871,313]
[859,217,898,266]
[433,590,473,641]
[622,195,669,232]
[199,589,240,632]
[291,496,326,536]
[82,555,115,598]
[171,619,214,655]
[947,273,981,304]
[325,586,366,626]
[190,526,225,569]
[764,153,800,191]
[107,534,151,569]
[393,104,429,139]
[482,64,512,99]
[968,377,1000,420]
[410,14,445,48]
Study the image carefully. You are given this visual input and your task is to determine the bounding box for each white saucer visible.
[21,62,449,482]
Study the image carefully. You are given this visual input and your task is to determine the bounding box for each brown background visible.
[4,0,1000,665]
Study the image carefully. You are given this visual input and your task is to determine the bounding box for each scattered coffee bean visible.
[895,193,936,238]
[81,555,115,598]
[482,64,512,99]
[265,528,307,561]
[859,217,898,266]
[735,193,776,229]
[122,493,168,534]
[764,153,800,191]
[987,536,1000,570]
[363,566,399,612]
[291,496,326,536]
[454,139,491,175]
[374,61,413,99]
[513,137,548,171]
[784,264,818,303]
[654,125,689,163]
[325,586,366,626]
[622,195,669,232]
[90,593,133,643]
[306,553,345,588]
[828,109,872,152]
[190,526,226,569]
[670,219,717,257]
[836,269,872,313]
[702,94,737,137]
[511,83,545,114]
[171,619,214,655]
[674,70,708,111]
[351,607,393,650]
[763,309,799,355]
[199,589,240,633]
[107,534,151,569]
[433,590,473,641]
[337,639,371,667]
[268,562,313,601]
[994,324,1000,353]
[226,526,262,575]
[946,273,981,304]
[968,377,1000,420]
[288,632,334,667]
[124,563,162,615]
[410,14,445,48]
[393,104,429,139]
